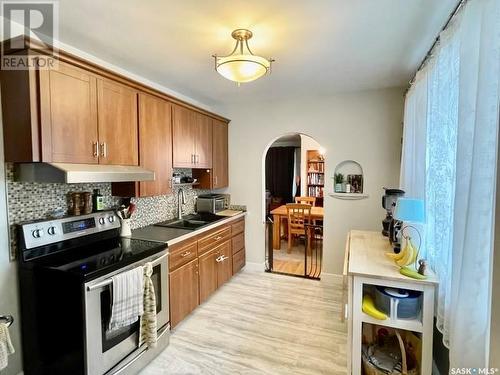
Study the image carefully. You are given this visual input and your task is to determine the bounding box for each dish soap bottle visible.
[92,189,104,212]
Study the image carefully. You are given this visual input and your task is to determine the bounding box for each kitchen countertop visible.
[131,212,246,247]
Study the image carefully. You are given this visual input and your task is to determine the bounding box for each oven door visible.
[83,251,169,375]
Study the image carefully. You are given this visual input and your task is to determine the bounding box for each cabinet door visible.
[194,112,212,168]
[39,61,98,163]
[97,79,138,165]
[198,248,218,304]
[217,240,233,287]
[138,93,173,197]
[212,119,228,188]
[169,259,199,328]
[172,105,196,168]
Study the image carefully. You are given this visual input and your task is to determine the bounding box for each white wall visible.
[300,135,322,197]
[218,88,404,274]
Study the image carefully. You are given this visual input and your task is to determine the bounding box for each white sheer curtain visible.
[400,0,500,367]
[399,67,429,200]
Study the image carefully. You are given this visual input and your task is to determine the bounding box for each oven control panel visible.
[20,211,120,249]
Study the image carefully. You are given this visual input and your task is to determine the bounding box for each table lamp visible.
[393,198,425,276]
[394,198,425,224]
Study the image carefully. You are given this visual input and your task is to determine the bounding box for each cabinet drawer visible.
[169,240,198,271]
[233,248,245,274]
[231,219,245,235]
[232,232,244,254]
[198,226,231,256]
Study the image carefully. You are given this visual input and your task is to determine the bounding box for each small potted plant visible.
[334,173,344,193]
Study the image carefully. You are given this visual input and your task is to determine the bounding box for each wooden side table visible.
[343,230,438,374]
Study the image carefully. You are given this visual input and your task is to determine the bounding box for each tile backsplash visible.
[5,164,209,259]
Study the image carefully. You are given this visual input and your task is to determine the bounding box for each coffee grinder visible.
[382,188,405,252]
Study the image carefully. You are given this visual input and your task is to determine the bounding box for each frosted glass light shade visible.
[216,54,270,83]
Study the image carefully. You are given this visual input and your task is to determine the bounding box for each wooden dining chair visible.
[294,196,317,225]
[286,203,312,253]
[294,196,316,206]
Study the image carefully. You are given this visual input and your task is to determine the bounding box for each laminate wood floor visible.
[140,268,347,375]
[272,239,322,277]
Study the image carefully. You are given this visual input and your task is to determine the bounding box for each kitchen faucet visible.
[177,188,186,220]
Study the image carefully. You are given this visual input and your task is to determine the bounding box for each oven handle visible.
[86,252,168,292]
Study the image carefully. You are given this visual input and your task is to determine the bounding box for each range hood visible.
[14,163,155,183]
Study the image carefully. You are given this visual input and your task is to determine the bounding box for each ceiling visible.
[54,0,458,106]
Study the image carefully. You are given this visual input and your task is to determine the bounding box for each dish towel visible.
[108,266,144,331]
[140,262,157,347]
[0,323,15,371]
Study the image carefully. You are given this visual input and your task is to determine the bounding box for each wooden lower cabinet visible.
[198,248,218,304]
[169,258,199,328]
[233,248,245,274]
[217,240,233,287]
[199,240,232,303]
[169,217,245,328]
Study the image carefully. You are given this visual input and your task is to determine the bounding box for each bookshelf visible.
[306,150,324,207]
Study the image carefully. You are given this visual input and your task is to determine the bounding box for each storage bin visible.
[374,287,422,319]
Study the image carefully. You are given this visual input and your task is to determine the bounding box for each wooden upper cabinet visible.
[0,44,229,168]
[39,61,98,164]
[172,104,196,168]
[172,105,214,169]
[97,79,138,166]
[138,93,173,197]
[194,113,213,168]
[212,119,228,188]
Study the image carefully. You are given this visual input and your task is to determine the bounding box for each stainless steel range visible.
[17,211,170,375]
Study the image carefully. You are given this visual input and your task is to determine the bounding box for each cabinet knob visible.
[93,142,99,157]
[180,251,191,257]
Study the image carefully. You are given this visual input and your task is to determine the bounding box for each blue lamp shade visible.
[394,198,425,223]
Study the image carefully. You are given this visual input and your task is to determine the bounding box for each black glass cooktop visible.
[22,234,166,281]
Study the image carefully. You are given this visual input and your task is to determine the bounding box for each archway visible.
[262,132,325,278]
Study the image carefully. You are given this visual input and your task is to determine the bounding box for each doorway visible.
[264,133,324,279]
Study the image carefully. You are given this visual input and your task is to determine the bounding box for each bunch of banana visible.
[385,239,417,267]
[362,294,387,320]
[400,266,427,280]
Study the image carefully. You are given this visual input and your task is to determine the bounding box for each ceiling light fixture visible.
[212,29,274,85]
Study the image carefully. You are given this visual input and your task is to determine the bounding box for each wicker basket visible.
[362,330,418,375]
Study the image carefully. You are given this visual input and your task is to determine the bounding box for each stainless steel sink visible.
[163,219,209,230]
[154,213,222,230]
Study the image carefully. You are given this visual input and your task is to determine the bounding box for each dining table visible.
[270,204,324,250]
